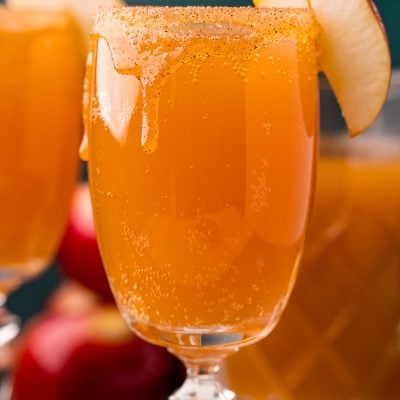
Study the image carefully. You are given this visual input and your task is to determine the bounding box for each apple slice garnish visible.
[6,0,125,42]
[256,0,391,136]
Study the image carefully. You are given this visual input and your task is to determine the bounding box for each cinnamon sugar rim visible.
[92,6,317,42]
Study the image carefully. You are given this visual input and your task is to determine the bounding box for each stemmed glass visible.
[83,6,319,399]
[224,74,400,399]
[0,7,82,355]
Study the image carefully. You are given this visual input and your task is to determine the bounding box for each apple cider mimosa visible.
[84,7,319,349]
[0,9,82,293]
[225,135,400,399]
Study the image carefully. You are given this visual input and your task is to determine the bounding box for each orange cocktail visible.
[84,7,319,350]
[0,9,82,293]
[226,135,400,399]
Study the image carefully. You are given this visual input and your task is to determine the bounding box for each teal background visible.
[4,0,400,323]
[375,0,400,66]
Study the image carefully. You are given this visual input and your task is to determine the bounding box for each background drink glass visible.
[0,8,82,350]
[224,72,400,399]
[84,6,319,398]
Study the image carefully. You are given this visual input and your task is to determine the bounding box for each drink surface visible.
[86,7,319,348]
[225,135,400,399]
[0,8,82,293]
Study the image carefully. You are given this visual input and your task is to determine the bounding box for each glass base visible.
[169,375,237,400]
[0,375,12,400]
[0,299,20,399]
[131,318,276,351]
[0,307,20,348]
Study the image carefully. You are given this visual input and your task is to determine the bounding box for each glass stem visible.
[0,308,19,347]
[169,354,236,400]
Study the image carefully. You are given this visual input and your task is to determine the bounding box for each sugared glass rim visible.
[90,5,319,76]
[92,5,316,41]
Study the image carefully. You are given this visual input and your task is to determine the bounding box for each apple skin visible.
[12,306,185,400]
[58,183,114,301]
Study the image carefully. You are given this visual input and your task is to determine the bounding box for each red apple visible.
[12,305,185,400]
[58,183,113,301]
